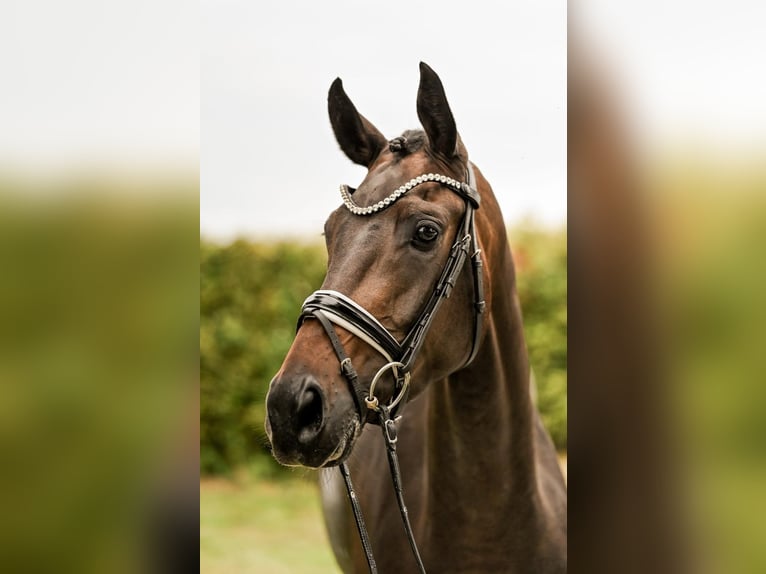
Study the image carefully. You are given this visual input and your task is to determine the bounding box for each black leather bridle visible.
[297,163,485,574]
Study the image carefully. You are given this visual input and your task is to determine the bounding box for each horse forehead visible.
[357,152,435,199]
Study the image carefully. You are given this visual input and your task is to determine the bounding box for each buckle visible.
[340,357,356,378]
[384,418,398,444]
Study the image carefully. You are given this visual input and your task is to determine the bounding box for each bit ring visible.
[365,361,410,412]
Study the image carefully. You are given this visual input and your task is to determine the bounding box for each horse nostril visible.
[296,385,324,443]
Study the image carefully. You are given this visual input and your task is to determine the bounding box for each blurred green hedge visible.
[200,225,566,475]
[510,225,568,449]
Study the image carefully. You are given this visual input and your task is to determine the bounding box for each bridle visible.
[300,165,485,420]
[296,162,485,574]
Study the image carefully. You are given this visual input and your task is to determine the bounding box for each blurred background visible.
[200,2,566,572]
[1,1,199,572]
[569,2,766,573]
[3,0,765,572]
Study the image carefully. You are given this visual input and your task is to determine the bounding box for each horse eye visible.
[414,223,439,243]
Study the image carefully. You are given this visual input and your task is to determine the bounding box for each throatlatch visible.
[296,164,484,574]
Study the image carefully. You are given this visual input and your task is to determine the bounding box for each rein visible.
[297,164,484,574]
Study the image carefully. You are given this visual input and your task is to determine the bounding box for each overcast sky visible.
[1,0,199,172]
[3,0,764,240]
[201,0,567,240]
[575,1,766,153]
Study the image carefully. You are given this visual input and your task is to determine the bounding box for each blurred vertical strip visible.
[570,3,766,573]
[0,1,198,573]
[568,39,684,574]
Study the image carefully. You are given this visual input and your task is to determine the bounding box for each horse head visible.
[265,63,486,468]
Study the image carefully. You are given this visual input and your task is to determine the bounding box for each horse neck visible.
[425,218,539,502]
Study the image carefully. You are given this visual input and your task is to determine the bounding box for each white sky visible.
[201,0,567,239]
[2,1,764,238]
[0,0,199,172]
[575,1,766,156]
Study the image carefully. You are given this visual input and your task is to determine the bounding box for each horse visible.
[265,62,566,573]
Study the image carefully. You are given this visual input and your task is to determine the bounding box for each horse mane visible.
[388,129,426,155]
[388,128,467,173]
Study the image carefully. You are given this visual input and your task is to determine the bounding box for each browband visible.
[340,171,479,216]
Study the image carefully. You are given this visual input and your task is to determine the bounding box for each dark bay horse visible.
[265,63,566,573]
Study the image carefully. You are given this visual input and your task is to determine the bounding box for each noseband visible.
[297,163,485,574]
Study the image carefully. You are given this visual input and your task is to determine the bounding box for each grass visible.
[201,457,566,573]
[200,474,341,574]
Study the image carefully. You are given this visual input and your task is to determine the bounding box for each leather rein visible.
[297,163,485,574]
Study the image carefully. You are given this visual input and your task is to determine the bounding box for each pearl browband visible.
[340,169,479,216]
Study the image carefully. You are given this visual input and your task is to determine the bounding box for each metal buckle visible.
[384,418,398,444]
[339,357,353,376]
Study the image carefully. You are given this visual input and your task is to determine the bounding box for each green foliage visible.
[200,226,567,475]
[510,224,568,449]
[200,240,327,475]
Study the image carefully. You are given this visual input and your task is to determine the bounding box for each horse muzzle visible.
[265,372,359,468]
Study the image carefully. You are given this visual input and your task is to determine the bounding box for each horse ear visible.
[328,78,387,167]
[416,62,458,158]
